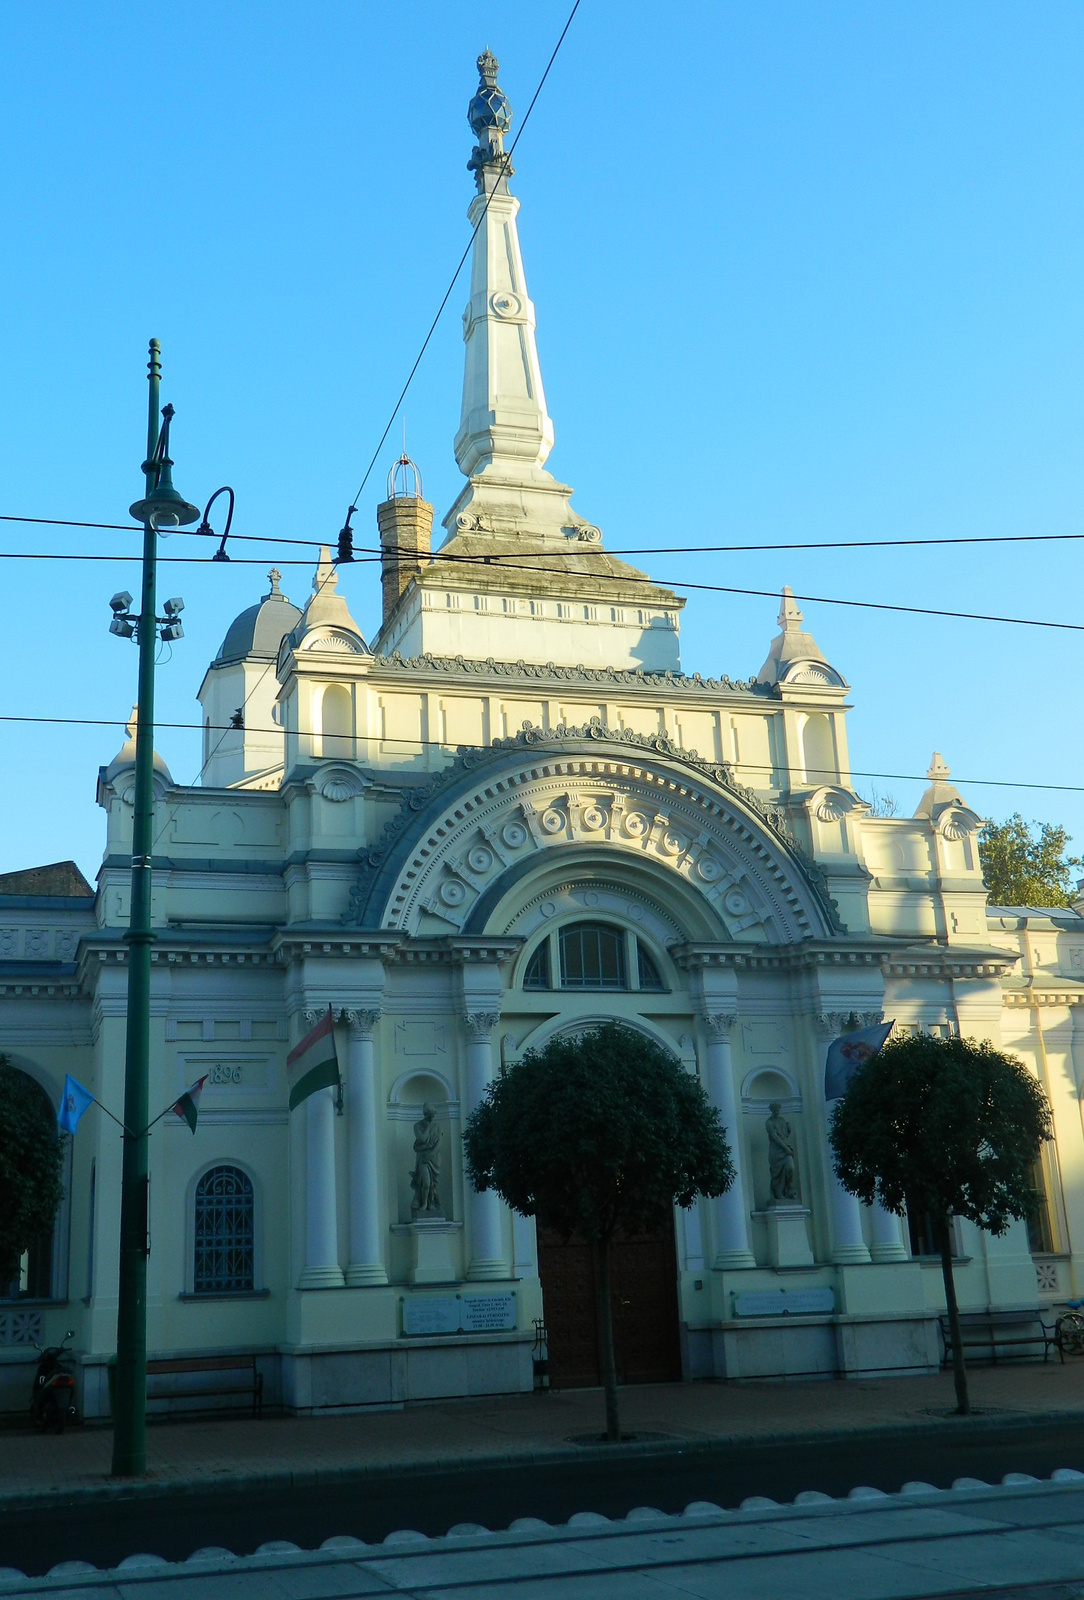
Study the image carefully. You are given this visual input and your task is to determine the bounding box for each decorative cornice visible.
[370,651,771,697]
[1003,989,1084,1008]
[882,949,1018,980]
[671,941,889,974]
[272,930,403,964]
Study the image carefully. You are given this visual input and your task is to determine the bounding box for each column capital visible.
[342,1007,381,1040]
[463,1011,501,1041]
[815,1009,882,1039]
[701,1012,737,1039]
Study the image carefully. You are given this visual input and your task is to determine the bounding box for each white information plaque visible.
[733,1288,835,1318]
[402,1296,460,1335]
[460,1294,516,1332]
[401,1294,517,1336]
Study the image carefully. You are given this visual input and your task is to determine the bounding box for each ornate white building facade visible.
[1,52,1081,1415]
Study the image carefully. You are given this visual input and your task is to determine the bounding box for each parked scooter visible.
[30,1330,77,1432]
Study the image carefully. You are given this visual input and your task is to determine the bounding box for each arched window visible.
[521,923,669,993]
[318,684,353,759]
[194,1166,255,1294]
[559,923,628,989]
[1,1068,60,1302]
[523,940,551,990]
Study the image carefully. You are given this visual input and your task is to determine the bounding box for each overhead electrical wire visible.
[6,510,1084,561]
[0,546,1081,633]
[1,709,1082,795]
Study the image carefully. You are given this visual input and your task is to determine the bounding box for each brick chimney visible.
[377,455,433,623]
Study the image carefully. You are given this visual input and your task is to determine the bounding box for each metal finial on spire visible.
[468,47,513,188]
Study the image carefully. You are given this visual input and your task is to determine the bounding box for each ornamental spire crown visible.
[467,48,513,187]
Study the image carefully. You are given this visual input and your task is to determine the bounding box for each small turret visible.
[377,455,433,625]
[757,588,844,688]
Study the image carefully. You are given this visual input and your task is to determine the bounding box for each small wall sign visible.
[402,1292,517,1336]
[733,1288,835,1318]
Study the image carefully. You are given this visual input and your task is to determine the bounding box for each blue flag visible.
[57,1074,94,1134]
[824,1022,894,1102]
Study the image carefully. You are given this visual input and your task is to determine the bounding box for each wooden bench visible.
[145,1353,264,1416]
[939,1311,1060,1366]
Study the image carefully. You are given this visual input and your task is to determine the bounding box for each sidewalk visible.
[4,1360,1084,1503]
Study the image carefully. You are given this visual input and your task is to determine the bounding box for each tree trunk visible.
[936,1212,970,1415]
[596,1237,621,1442]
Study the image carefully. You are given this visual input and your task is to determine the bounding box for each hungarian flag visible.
[171,1075,208,1133]
[824,1021,894,1102]
[287,1008,339,1111]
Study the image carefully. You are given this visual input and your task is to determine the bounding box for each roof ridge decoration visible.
[372,650,770,695]
[346,718,843,935]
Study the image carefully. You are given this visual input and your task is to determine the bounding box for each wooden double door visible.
[536,1223,682,1389]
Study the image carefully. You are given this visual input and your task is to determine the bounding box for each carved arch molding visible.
[348,731,839,944]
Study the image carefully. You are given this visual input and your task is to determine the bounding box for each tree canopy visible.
[979,813,1082,908]
[829,1031,1051,1414]
[829,1033,1051,1231]
[464,1021,734,1241]
[0,1057,64,1284]
[464,1021,733,1441]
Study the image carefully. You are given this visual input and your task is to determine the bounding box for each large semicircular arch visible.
[347,724,841,943]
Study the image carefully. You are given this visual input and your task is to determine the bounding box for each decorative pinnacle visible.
[927,751,951,780]
[467,47,513,188]
[267,566,283,597]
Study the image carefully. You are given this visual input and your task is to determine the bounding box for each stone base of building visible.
[683,1311,943,1382]
[74,1333,535,1420]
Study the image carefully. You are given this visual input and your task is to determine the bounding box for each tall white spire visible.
[455,50,554,480]
[447,50,582,541]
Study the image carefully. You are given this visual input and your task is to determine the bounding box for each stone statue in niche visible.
[410,1104,444,1217]
[765,1101,799,1203]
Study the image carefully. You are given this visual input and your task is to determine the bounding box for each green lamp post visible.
[110,340,199,1477]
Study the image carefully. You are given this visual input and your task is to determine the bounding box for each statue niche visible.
[393,1072,452,1224]
[410,1103,444,1218]
[765,1100,799,1204]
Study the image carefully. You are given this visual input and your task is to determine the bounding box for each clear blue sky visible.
[1,1,1082,880]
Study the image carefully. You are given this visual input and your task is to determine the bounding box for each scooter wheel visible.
[38,1393,59,1433]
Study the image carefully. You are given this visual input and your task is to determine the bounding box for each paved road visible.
[2,1417,1084,1577]
[8,1476,1084,1598]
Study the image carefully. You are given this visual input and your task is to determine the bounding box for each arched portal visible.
[0,1064,63,1302]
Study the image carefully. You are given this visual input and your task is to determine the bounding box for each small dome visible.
[214,569,302,665]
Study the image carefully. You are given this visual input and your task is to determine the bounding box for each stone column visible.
[817,1015,871,1265]
[702,1014,756,1269]
[343,1009,388,1286]
[868,1200,908,1262]
[300,1082,344,1289]
[462,1011,507,1280]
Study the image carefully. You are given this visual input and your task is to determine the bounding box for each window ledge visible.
[0,1298,69,1308]
[178,1289,270,1301]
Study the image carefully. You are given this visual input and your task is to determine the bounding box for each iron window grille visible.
[194,1165,255,1294]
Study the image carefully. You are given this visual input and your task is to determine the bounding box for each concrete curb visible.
[0,1404,1082,1513]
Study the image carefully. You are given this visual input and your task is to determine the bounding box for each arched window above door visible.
[521,921,669,993]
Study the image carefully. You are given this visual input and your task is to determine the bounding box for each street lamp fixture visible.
[110,340,209,1480]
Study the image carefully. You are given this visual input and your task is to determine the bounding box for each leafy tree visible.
[0,1057,64,1287]
[464,1022,733,1441]
[979,814,1082,907]
[829,1034,1051,1414]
